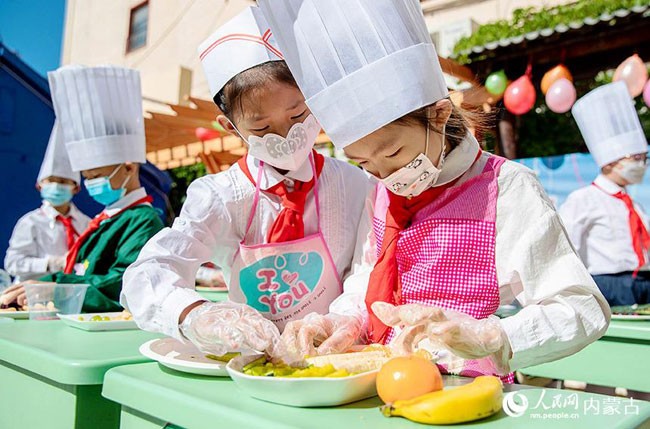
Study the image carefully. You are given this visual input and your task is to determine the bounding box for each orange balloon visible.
[614,54,648,98]
[376,356,443,404]
[541,65,573,95]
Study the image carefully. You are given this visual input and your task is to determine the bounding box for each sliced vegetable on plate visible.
[59,310,138,331]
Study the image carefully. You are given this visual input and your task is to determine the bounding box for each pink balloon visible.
[643,80,650,108]
[613,54,648,97]
[504,75,536,115]
[545,78,577,113]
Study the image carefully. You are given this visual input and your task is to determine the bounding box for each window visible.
[127,1,149,52]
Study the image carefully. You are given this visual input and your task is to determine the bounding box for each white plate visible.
[139,338,229,377]
[58,312,139,331]
[0,310,30,319]
[226,354,379,407]
[195,286,228,292]
[612,314,650,321]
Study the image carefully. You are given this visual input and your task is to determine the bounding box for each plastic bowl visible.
[24,283,88,320]
[226,354,379,407]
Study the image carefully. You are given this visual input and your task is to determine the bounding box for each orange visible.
[376,356,443,404]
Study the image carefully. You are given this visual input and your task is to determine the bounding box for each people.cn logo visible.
[502,391,529,418]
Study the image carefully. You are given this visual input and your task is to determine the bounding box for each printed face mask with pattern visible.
[232,114,320,171]
[380,123,447,198]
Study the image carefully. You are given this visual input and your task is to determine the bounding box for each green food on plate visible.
[242,357,354,378]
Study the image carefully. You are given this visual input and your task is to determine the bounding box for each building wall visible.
[62,0,253,113]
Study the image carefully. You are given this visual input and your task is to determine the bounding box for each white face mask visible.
[380,125,446,198]
[232,114,320,171]
[616,159,647,184]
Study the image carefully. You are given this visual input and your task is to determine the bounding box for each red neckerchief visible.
[63,195,153,274]
[237,151,325,243]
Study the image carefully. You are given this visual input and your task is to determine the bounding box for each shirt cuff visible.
[34,257,50,274]
[159,287,206,340]
[499,313,540,371]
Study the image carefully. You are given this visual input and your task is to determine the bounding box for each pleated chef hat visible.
[198,6,284,99]
[572,81,647,167]
[48,65,146,172]
[37,120,80,184]
[258,0,448,149]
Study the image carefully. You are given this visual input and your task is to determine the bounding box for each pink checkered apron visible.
[373,154,514,383]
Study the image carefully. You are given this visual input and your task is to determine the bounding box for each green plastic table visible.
[103,362,650,429]
[521,320,650,392]
[0,320,162,429]
[195,288,228,302]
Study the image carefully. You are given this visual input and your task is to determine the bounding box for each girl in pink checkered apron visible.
[261,0,611,383]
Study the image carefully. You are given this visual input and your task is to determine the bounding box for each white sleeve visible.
[558,192,591,257]
[495,166,611,370]
[121,178,235,339]
[329,183,377,328]
[3,215,49,278]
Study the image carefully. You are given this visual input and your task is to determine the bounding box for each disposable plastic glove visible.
[180,301,281,357]
[278,312,363,359]
[372,302,511,374]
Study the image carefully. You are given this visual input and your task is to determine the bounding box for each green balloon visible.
[486,70,508,96]
[211,121,226,133]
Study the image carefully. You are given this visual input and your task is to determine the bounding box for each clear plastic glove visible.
[278,312,363,360]
[47,256,66,272]
[180,301,281,357]
[372,302,511,374]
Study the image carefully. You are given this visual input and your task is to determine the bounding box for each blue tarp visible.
[515,148,650,210]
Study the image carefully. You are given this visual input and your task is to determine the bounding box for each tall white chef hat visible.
[48,65,146,172]
[258,0,448,149]
[37,120,80,184]
[572,81,647,167]
[198,6,284,102]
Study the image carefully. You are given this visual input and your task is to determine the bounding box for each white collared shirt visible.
[121,155,377,338]
[559,174,649,275]
[104,187,149,217]
[4,202,91,281]
[331,134,610,371]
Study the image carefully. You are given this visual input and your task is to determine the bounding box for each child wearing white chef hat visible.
[259,0,610,381]
[122,6,376,358]
[2,65,164,312]
[560,82,650,306]
[3,122,90,286]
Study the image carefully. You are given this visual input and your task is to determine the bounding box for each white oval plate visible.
[139,338,229,377]
[226,354,379,407]
[58,313,139,331]
[611,314,650,321]
[0,310,29,319]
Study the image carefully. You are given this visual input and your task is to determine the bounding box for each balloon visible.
[195,127,222,141]
[211,120,227,133]
[504,75,536,115]
[644,80,650,107]
[485,70,508,96]
[541,64,573,95]
[613,54,648,97]
[545,78,577,113]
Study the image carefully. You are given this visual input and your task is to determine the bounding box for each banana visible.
[381,376,503,425]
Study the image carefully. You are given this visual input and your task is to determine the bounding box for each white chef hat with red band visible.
[258,0,448,149]
[572,81,648,167]
[198,6,284,100]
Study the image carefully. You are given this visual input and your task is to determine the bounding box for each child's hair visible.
[214,61,298,121]
[391,100,488,150]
